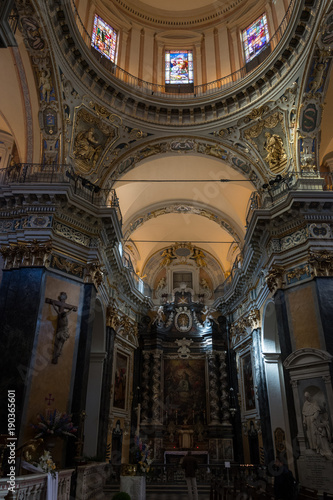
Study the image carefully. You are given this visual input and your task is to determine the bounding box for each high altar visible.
[134,285,234,462]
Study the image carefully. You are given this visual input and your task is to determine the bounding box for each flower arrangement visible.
[24,450,57,477]
[133,435,153,474]
[37,450,57,476]
[32,410,77,439]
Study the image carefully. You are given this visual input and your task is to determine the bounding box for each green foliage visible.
[112,493,131,500]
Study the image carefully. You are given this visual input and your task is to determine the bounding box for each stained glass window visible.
[91,14,118,63]
[165,50,194,85]
[242,13,269,64]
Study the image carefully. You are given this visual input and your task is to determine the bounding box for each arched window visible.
[91,14,118,63]
[242,13,269,64]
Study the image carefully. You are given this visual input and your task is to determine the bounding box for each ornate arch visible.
[101,136,263,188]
[123,201,243,246]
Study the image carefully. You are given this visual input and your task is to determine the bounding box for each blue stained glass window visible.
[165,50,194,84]
[242,13,269,64]
[91,14,118,63]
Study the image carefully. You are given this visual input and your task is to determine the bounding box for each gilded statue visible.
[194,249,207,267]
[160,248,174,267]
[74,127,102,166]
[264,132,287,173]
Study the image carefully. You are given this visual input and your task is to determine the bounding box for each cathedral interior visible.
[1,0,333,497]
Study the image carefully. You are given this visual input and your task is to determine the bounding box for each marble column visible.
[141,352,151,423]
[208,352,220,425]
[152,351,162,425]
[218,351,232,426]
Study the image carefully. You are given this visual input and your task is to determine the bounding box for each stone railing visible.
[0,469,74,499]
[75,462,110,500]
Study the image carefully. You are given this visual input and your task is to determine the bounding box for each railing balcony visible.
[68,0,297,99]
[0,163,123,225]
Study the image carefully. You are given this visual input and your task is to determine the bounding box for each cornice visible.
[111,0,245,29]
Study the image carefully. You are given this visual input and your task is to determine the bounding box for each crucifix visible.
[45,292,77,364]
[45,393,54,406]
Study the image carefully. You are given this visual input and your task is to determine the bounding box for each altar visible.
[164,450,209,464]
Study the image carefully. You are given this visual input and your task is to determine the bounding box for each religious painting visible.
[242,13,269,64]
[164,359,206,425]
[165,50,194,85]
[91,14,118,62]
[113,352,128,410]
[242,352,256,412]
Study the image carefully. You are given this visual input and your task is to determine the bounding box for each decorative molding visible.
[52,221,91,247]
[0,240,52,269]
[286,264,311,285]
[124,203,241,245]
[50,255,84,278]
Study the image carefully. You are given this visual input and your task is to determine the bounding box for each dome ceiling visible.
[109,0,247,25]
[122,0,234,13]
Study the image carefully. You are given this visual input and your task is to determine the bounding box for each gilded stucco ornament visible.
[309,250,333,277]
[106,299,121,330]
[50,255,84,278]
[0,240,52,269]
[265,265,285,293]
[230,309,260,345]
[263,132,287,173]
[84,261,104,287]
[72,107,118,175]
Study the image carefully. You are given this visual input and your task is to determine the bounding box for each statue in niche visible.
[74,127,102,166]
[152,305,165,326]
[111,420,123,465]
[263,132,287,172]
[201,305,218,325]
[200,278,210,289]
[45,292,77,364]
[302,391,321,450]
[309,61,326,94]
[156,277,166,291]
[302,392,333,459]
[39,69,52,102]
